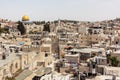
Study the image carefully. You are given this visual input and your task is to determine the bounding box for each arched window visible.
[15,63,18,68]
[45,51,48,57]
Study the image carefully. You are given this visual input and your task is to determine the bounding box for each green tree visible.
[0,27,8,34]
[17,21,26,35]
[5,76,15,80]
[43,22,50,32]
[110,57,119,67]
[88,28,93,47]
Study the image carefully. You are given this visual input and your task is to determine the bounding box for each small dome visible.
[22,15,29,21]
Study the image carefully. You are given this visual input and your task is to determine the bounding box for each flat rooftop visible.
[70,48,104,53]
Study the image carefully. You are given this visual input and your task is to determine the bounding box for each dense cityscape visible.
[0,16,120,80]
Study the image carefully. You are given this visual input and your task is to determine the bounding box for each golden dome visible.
[22,15,29,21]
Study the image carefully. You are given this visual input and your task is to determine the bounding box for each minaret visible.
[58,19,61,26]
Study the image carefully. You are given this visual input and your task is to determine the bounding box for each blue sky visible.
[0,0,120,21]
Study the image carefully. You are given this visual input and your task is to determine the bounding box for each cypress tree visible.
[17,21,26,35]
[43,22,50,32]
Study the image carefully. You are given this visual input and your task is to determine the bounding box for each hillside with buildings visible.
[0,17,120,80]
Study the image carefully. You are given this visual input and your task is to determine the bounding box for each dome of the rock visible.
[22,15,29,21]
